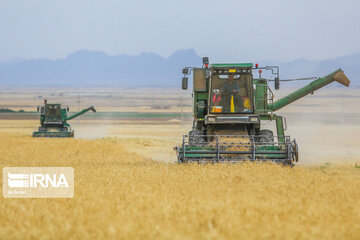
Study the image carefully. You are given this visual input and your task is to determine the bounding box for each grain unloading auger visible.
[33,99,96,138]
[175,57,350,165]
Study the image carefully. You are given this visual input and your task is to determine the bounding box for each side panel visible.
[40,107,45,125]
[193,68,206,90]
[193,92,208,119]
[61,109,68,123]
[193,68,208,122]
[254,79,268,115]
[276,116,285,144]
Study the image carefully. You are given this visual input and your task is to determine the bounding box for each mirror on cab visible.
[182,77,188,90]
[275,77,280,90]
[202,57,209,65]
[182,68,189,75]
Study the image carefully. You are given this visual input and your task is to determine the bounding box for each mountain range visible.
[0,49,359,87]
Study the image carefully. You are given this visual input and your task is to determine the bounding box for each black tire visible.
[189,129,205,146]
[257,129,274,143]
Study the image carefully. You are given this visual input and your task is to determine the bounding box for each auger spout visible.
[67,106,96,121]
[269,69,350,111]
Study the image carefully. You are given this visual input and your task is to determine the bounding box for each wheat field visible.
[1,121,360,239]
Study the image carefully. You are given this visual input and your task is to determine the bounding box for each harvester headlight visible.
[207,117,216,122]
[250,117,258,122]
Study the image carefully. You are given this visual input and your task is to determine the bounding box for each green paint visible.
[210,63,253,68]
[269,69,342,111]
[178,58,349,164]
[33,101,96,138]
[276,116,285,144]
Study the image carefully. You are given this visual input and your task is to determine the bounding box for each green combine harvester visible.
[175,57,350,165]
[33,99,96,138]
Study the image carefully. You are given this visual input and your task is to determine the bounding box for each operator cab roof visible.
[210,63,253,68]
[210,63,253,74]
[46,103,61,106]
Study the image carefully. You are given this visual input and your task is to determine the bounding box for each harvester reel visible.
[60,126,70,132]
[256,129,274,144]
[38,127,47,132]
[188,129,205,146]
[292,139,299,162]
[176,134,296,165]
[175,146,183,164]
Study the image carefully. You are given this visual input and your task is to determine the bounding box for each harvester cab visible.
[176,57,350,165]
[33,99,96,138]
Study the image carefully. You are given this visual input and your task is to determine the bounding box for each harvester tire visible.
[189,129,205,146]
[257,129,274,143]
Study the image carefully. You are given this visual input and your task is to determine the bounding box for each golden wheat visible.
[219,136,251,152]
[0,130,359,240]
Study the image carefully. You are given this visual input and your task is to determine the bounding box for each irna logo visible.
[8,173,69,188]
[3,167,74,198]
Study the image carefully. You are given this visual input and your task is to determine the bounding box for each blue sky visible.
[1,0,359,62]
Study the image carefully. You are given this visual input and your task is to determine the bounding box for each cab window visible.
[210,73,253,114]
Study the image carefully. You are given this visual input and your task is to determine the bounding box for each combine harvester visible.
[175,57,350,165]
[33,99,96,138]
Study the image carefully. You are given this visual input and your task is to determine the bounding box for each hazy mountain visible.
[0,49,202,87]
[259,54,360,87]
[0,49,359,87]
